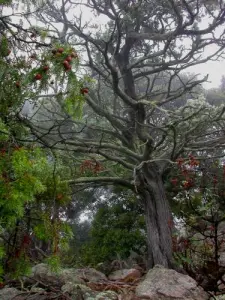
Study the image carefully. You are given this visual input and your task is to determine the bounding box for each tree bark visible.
[138,165,174,269]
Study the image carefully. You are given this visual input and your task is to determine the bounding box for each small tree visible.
[168,155,225,292]
[0,1,86,277]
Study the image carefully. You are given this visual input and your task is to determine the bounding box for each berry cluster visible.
[80,159,104,175]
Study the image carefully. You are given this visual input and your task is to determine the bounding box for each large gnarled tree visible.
[17,0,225,268]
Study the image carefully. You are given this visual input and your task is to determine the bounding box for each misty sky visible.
[3,2,225,89]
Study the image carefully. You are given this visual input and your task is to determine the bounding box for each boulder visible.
[30,263,63,286]
[0,287,20,300]
[73,268,107,282]
[60,268,85,284]
[61,283,92,299]
[109,268,142,282]
[30,263,85,285]
[62,283,118,300]
[135,265,208,300]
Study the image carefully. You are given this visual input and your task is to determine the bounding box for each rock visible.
[61,268,85,284]
[61,283,92,295]
[0,287,20,300]
[62,283,92,299]
[86,290,118,299]
[73,268,107,282]
[30,287,45,293]
[135,265,208,300]
[109,268,142,282]
[30,263,63,286]
[62,283,118,300]
[30,263,85,286]
[30,264,106,285]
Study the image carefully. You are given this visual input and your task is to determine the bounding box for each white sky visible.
[190,58,225,89]
[2,2,225,89]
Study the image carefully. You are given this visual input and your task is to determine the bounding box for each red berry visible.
[57,47,64,53]
[57,193,63,200]
[183,179,193,189]
[7,49,11,56]
[171,178,178,186]
[66,56,72,62]
[176,158,184,166]
[0,149,6,155]
[63,60,70,67]
[63,60,71,71]
[15,81,20,88]
[65,65,72,72]
[34,73,42,80]
[43,65,49,72]
[22,235,31,246]
[81,88,89,94]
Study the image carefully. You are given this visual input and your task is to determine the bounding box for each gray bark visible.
[138,165,174,268]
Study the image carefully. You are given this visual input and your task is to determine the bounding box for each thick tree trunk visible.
[138,166,174,269]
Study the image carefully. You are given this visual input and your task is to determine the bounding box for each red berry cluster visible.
[52,47,78,72]
[80,87,89,95]
[170,155,199,190]
[34,64,50,81]
[80,159,104,174]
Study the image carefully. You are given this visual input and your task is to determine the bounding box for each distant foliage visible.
[80,195,146,266]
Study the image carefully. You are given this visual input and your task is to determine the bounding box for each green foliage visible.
[0,146,49,226]
[9,254,32,279]
[80,195,146,265]
[0,0,12,4]
[0,36,83,278]
[0,120,9,141]
[45,255,61,273]
[0,37,9,57]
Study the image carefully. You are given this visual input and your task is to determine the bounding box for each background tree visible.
[18,0,225,269]
[80,188,146,267]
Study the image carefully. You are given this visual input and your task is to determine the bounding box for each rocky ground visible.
[0,264,222,299]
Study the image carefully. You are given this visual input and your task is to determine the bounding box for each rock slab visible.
[135,265,208,300]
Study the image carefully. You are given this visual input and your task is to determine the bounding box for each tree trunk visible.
[138,165,174,269]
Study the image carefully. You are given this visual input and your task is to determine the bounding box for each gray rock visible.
[108,268,141,282]
[135,265,208,300]
[0,287,20,300]
[73,268,107,282]
[62,283,118,300]
[85,290,118,300]
[61,268,85,284]
[30,263,85,285]
[61,283,92,294]
[31,263,63,285]
[30,287,45,293]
